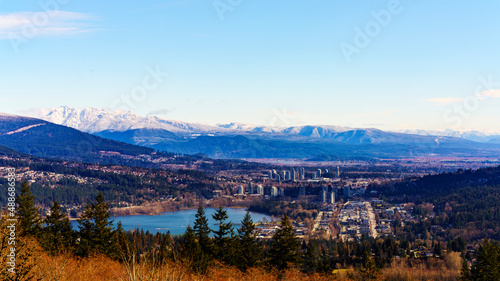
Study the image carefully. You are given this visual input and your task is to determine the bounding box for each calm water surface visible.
[71,208,271,235]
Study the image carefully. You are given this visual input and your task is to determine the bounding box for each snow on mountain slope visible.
[399,129,500,143]
[31,107,353,137]
[4,123,46,135]
[30,106,225,134]
[28,106,500,144]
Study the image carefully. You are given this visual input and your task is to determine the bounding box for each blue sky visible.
[1,0,500,131]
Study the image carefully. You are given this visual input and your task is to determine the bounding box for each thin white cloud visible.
[0,11,97,39]
[147,108,175,116]
[346,109,400,119]
[425,97,464,104]
[426,90,500,104]
[479,89,500,98]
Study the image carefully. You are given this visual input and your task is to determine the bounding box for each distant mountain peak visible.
[29,106,226,134]
[398,129,500,143]
[3,107,500,159]
[25,106,500,145]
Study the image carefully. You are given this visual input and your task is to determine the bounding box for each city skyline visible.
[2,0,500,132]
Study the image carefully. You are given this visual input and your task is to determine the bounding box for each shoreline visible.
[69,205,268,220]
[110,206,267,217]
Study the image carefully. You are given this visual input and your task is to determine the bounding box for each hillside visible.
[378,165,500,240]
[382,165,500,198]
[0,113,154,162]
[0,144,26,157]
[96,129,500,159]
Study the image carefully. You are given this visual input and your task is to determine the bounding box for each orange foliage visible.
[0,211,460,281]
[3,248,460,281]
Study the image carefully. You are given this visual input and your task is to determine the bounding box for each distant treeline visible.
[376,165,500,240]
[0,158,219,207]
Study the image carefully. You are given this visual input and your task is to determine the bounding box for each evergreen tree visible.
[182,225,209,273]
[116,221,131,260]
[237,211,261,271]
[16,181,41,237]
[303,241,319,273]
[474,239,500,281]
[318,246,332,274]
[460,256,472,281]
[76,192,118,258]
[181,225,199,260]
[211,206,233,260]
[132,228,144,254]
[434,242,442,257]
[41,200,73,254]
[157,232,172,264]
[269,214,302,271]
[358,249,380,281]
[193,204,213,256]
[223,229,240,267]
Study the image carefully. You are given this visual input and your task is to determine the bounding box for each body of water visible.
[71,208,272,235]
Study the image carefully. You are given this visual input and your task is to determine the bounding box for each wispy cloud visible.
[425,97,464,104]
[346,109,400,119]
[479,89,500,98]
[426,90,500,105]
[0,11,97,39]
[147,108,175,116]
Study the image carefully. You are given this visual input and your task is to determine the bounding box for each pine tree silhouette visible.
[269,214,301,271]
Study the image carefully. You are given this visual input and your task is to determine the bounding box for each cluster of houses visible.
[338,201,377,241]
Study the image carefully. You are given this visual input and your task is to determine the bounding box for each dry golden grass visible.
[36,253,123,281]
[382,252,461,281]
[2,248,463,281]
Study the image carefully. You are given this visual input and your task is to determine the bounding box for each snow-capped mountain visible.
[30,106,225,135]
[30,106,354,137]
[0,112,154,161]
[30,106,500,144]
[10,107,500,159]
[399,129,500,143]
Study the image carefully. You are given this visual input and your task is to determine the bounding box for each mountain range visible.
[17,106,500,159]
[31,106,500,142]
[0,112,154,162]
[399,129,500,144]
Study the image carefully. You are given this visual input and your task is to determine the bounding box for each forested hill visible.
[381,165,500,199]
[378,165,500,240]
[0,157,219,207]
[0,144,26,157]
[0,113,154,162]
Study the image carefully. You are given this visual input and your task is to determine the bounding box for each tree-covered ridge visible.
[379,165,500,240]
[0,158,219,207]
[0,144,26,157]
[248,201,320,221]
[0,117,155,159]
[383,165,500,199]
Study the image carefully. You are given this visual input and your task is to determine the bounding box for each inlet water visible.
[71,208,272,235]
